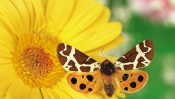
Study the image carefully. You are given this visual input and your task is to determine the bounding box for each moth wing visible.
[115,69,148,93]
[115,40,154,70]
[57,43,100,72]
[67,71,103,94]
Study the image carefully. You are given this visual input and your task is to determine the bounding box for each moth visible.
[57,40,154,97]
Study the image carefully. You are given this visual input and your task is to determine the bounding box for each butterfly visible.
[57,40,154,97]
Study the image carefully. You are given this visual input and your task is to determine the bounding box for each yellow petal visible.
[6,79,41,99]
[0,28,15,58]
[86,35,124,55]
[8,0,30,33]
[0,0,45,37]
[28,88,44,99]
[58,2,106,41]
[45,0,75,34]
[92,56,118,63]
[57,33,122,57]
[117,92,126,98]
[0,64,17,98]
[45,0,111,42]
[3,76,43,99]
[45,0,122,56]
[40,89,60,99]
[70,22,122,51]
[0,64,16,81]
[0,0,23,35]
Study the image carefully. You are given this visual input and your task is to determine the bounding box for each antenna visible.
[100,47,116,60]
[100,48,106,59]
[109,47,116,61]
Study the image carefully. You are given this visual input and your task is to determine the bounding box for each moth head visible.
[100,59,115,76]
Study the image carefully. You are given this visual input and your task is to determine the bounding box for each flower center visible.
[11,33,65,88]
[22,47,53,78]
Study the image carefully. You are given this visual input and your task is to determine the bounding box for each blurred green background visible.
[98,0,175,99]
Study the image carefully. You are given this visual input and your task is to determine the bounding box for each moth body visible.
[100,59,116,96]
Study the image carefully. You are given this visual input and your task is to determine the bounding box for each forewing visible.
[115,69,148,93]
[67,71,102,94]
[57,43,100,72]
[115,40,154,70]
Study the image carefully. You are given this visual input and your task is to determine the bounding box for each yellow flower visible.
[0,0,124,99]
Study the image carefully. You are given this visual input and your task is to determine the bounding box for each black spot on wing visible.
[86,75,93,82]
[122,73,129,81]
[79,83,86,90]
[88,88,93,92]
[71,78,77,84]
[130,82,136,88]
[124,87,128,91]
[138,75,144,82]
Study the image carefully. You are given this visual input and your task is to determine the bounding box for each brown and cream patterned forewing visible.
[57,43,100,72]
[115,40,154,70]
